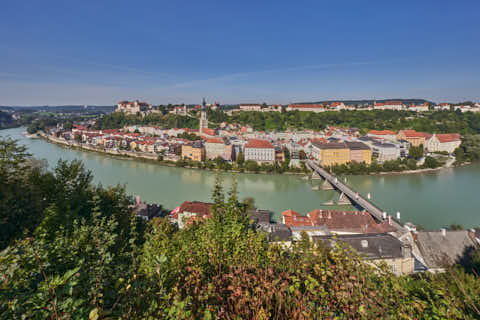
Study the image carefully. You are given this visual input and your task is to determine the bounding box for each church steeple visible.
[199,98,208,131]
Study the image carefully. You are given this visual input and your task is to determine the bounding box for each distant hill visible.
[0,105,115,113]
[295,99,434,106]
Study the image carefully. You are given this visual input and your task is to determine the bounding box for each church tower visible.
[199,98,208,131]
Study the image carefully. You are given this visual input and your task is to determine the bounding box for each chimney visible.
[136,195,140,206]
[441,228,446,237]
[412,231,418,241]
[468,229,476,241]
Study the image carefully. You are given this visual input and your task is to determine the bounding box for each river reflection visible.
[2,127,480,229]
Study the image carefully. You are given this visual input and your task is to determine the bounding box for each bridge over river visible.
[307,160,405,232]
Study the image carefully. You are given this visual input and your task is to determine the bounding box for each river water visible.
[2,127,479,229]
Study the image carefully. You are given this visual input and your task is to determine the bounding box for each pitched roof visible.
[205,137,224,144]
[245,139,274,149]
[311,142,348,150]
[415,230,477,269]
[307,209,395,234]
[344,141,371,151]
[312,233,407,260]
[399,130,428,138]
[177,201,213,217]
[282,210,312,227]
[368,130,396,135]
[435,133,461,143]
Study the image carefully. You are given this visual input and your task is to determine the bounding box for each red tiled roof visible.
[288,104,325,109]
[368,130,396,135]
[201,128,216,136]
[205,138,224,144]
[374,101,402,106]
[282,210,312,227]
[399,130,427,138]
[435,133,460,143]
[307,209,395,233]
[177,201,213,217]
[245,139,274,149]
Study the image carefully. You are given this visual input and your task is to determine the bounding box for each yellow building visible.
[397,130,429,148]
[181,143,205,162]
[313,142,350,166]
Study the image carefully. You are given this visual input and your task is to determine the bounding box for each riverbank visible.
[37,133,470,178]
[38,134,308,176]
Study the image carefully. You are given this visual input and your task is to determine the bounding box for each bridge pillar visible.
[337,192,352,205]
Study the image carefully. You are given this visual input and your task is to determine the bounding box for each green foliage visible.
[227,109,480,134]
[409,144,424,159]
[94,112,199,130]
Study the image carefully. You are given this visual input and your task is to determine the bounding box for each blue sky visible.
[0,0,479,105]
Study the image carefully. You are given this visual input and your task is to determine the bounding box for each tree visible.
[409,145,424,159]
[424,156,439,168]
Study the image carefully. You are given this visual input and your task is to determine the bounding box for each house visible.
[397,130,431,147]
[286,104,326,113]
[170,201,213,229]
[312,233,415,275]
[425,134,461,154]
[311,142,350,166]
[181,141,205,161]
[345,141,372,165]
[367,130,397,141]
[414,229,478,273]
[244,139,275,164]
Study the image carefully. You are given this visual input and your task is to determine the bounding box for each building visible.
[170,201,213,229]
[373,101,404,110]
[307,209,395,234]
[371,141,400,162]
[345,141,372,165]
[116,100,152,115]
[204,137,232,160]
[199,98,209,131]
[181,141,205,162]
[311,142,350,166]
[397,130,430,147]
[313,234,415,275]
[414,229,478,273]
[425,134,461,154]
[244,139,275,163]
[239,104,262,111]
[409,103,429,112]
[286,104,326,113]
[367,130,397,141]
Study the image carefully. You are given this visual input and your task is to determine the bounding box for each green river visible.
[2,127,479,229]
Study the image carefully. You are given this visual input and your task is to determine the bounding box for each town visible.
[34,98,479,277]
[43,99,464,175]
